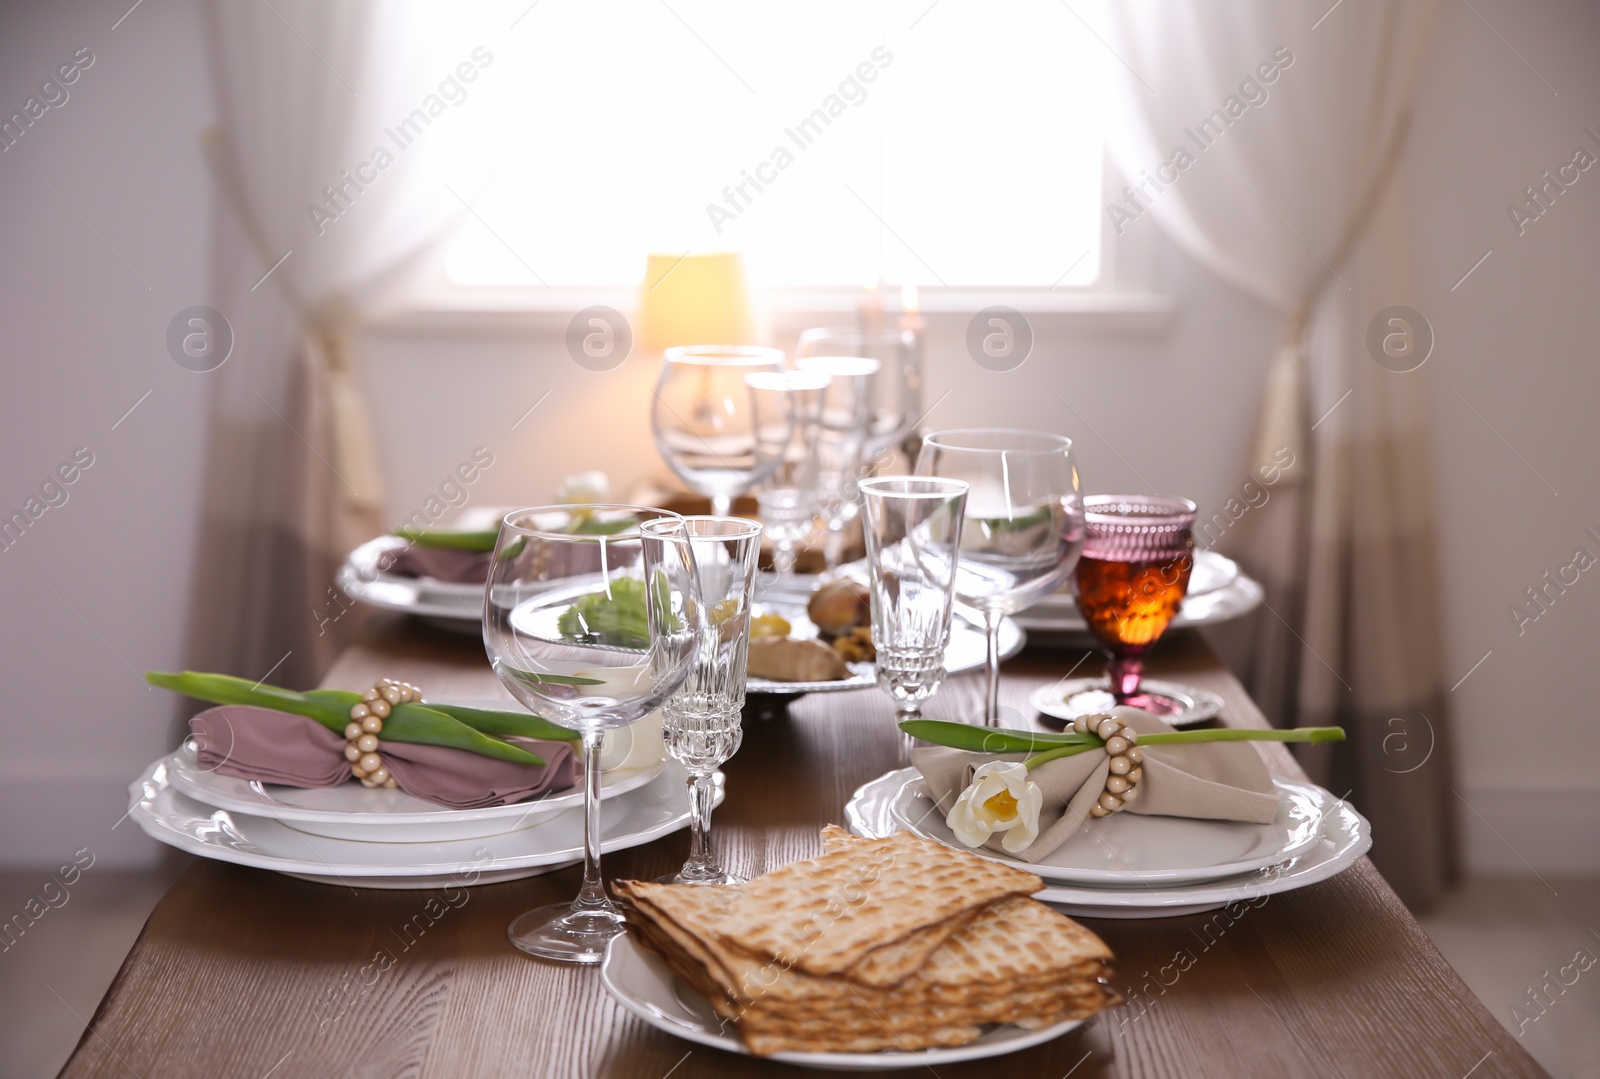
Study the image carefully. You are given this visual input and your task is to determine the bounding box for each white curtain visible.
[1099,0,1452,906]
[187,1,497,686]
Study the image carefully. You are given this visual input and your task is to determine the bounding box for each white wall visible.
[1410,0,1600,873]
[0,0,213,867]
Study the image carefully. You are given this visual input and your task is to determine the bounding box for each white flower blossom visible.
[555,471,610,505]
[945,760,1043,854]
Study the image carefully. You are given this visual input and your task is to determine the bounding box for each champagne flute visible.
[645,515,763,885]
[483,504,699,963]
[651,345,786,516]
[860,476,968,757]
[794,355,880,576]
[915,429,1084,727]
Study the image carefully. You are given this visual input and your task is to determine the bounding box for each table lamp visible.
[636,251,756,353]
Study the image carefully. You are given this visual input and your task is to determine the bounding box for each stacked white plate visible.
[127,724,715,889]
[846,768,1369,918]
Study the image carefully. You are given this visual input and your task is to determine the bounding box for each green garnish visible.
[558,577,651,649]
[898,718,1346,771]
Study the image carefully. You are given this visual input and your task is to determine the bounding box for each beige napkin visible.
[911,707,1279,863]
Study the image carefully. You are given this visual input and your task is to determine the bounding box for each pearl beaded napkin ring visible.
[343,678,421,789]
[1071,712,1144,817]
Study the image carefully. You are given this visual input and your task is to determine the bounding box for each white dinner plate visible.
[846,768,1370,918]
[337,535,485,626]
[882,770,1326,887]
[600,933,1087,1070]
[169,750,665,843]
[129,756,720,889]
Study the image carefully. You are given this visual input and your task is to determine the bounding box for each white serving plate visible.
[744,613,1025,696]
[882,769,1326,887]
[600,934,1087,1070]
[846,768,1370,919]
[129,757,720,889]
[169,750,665,843]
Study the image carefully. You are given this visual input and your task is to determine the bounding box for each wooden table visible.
[64,620,1545,1078]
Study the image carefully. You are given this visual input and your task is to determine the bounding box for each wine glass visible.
[794,355,880,576]
[645,515,764,885]
[651,345,787,516]
[795,328,920,465]
[915,429,1084,727]
[860,476,968,757]
[483,504,700,963]
[745,369,830,580]
[1074,495,1197,712]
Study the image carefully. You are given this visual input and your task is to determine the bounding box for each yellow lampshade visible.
[636,252,755,354]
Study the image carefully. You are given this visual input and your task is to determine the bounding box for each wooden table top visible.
[64,619,1544,1078]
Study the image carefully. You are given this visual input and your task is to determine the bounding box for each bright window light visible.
[440,0,1103,290]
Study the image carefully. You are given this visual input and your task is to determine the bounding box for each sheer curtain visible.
[1099,0,1452,906]
[187,1,494,687]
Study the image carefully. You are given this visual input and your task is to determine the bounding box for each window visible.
[438,0,1104,292]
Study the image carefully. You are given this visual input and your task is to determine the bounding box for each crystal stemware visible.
[795,328,920,465]
[483,504,699,963]
[860,476,968,755]
[915,429,1084,726]
[1074,495,1197,712]
[645,515,763,885]
[794,355,880,576]
[651,345,786,516]
[745,369,830,579]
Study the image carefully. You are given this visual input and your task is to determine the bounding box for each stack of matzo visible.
[613,827,1121,1055]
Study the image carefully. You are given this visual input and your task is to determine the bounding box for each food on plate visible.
[746,636,851,683]
[557,577,651,649]
[830,625,876,663]
[613,827,1121,1056]
[749,611,792,639]
[807,578,871,637]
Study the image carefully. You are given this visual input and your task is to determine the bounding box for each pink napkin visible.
[189,706,578,810]
[377,545,490,583]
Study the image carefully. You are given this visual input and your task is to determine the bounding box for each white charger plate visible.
[846,768,1370,919]
[169,751,665,843]
[882,769,1325,887]
[600,933,1087,1070]
[129,757,720,889]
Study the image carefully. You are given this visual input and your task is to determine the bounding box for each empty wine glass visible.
[915,429,1084,727]
[651,345,786,516]
[794,355,880,576]
[795,328,920,465]
[645,515,764,885]
[745,369,830,579]
[483,504,700,963]
[1074,495,1197,712]
[860,477,968,757]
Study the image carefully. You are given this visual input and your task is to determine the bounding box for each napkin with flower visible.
[912,707,1280,863]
